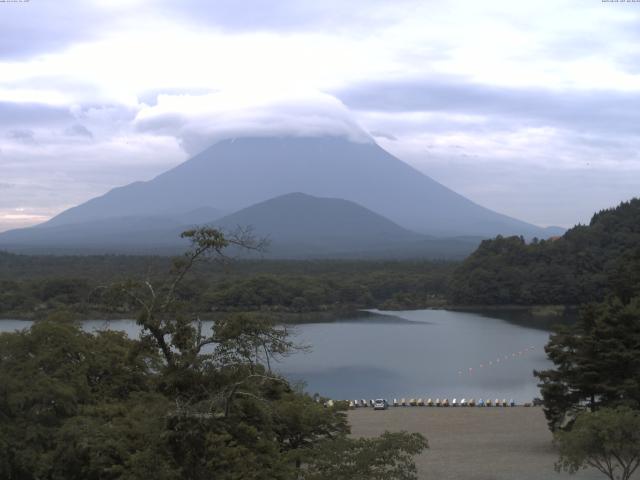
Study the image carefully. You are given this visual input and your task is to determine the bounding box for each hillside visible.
[217,192,417,242]
[0,193,480,259]
[449,198,640,305]
[0,205,227,254]
[36,136,554,238]
[214,192,479,258]
[0,216,191,254]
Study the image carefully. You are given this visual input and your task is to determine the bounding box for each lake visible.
[0,309,553,403]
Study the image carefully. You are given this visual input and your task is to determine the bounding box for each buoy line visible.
[329,398,537,408]
[456,345,538,377]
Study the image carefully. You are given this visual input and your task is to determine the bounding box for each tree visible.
[302,431,428,480]
[555,407,640,480]
[107,227,268,373]
[1,227,429,479]
[535,296,640,431]
[449,198,640,306]
[0,315,161,480]
[272,393,350,469]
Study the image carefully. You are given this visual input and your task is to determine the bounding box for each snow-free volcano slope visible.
[18,136,551,238]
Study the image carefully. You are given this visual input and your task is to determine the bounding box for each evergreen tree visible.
[450,198,640,306]
[535,296,640,431]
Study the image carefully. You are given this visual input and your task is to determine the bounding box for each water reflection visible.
[458,307,578,331]
[0,309,553,403]
[277,309,553,403]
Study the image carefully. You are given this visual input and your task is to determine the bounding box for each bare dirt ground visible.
[348,407,625,480]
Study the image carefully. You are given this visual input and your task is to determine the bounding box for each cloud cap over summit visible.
[135,90,372,155]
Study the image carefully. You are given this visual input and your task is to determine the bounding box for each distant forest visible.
[449,198,640,306]
[0,255,453,319]
[2,199,638,319]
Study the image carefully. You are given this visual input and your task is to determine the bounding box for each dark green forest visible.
[450,198,640,306]
[2,198,639,321]
[0,229,428,480]
[535,296,640,430]
[2,202,640,478]
[0,254,453,320]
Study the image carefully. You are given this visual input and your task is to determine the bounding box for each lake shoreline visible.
[0,303,579,324]
[0,309,374,324]
[1,309,554,402]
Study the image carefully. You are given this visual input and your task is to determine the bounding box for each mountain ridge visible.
[0,192,482,258]
[39,135,554,238]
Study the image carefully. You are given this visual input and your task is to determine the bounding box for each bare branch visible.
[144,280,157,300]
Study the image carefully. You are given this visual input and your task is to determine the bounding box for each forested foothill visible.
[519,200,640,479]
[3,199,640,321]
[450,199,640,306]
[2,199,639,325]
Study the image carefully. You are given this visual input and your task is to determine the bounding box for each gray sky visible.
[0,0,639,232]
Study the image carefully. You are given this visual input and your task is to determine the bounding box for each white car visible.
[373,399,388,410]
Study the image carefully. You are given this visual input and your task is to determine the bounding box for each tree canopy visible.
[535,296,640,431]
[555,407,640,480]
[450,198,640,306]
[0,253,453,321]
[0,227,428,480]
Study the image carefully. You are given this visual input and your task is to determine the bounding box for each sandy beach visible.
[348,407,628,480]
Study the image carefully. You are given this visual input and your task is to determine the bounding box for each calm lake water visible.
[1,309,553,403]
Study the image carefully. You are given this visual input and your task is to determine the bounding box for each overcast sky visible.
[1,0,639,232]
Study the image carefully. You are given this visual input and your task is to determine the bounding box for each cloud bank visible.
[135,90,371,155]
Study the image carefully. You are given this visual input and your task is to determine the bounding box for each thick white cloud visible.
[134,90,371,154]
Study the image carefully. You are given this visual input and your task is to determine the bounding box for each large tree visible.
[555,407,640,480]
[302,432,428,480]
[0,227,428,479]
[535,296,640,431]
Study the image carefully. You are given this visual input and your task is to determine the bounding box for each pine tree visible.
[535,297,640,431]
